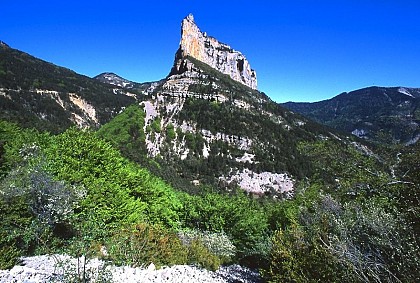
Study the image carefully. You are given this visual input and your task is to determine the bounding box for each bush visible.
[0,141,83,267]
[186,239,221,271]
[178,229,236,263]
[107,223,187,268]
[264,224,353,283]
[107,223,223,271]
[151,118,161,133]
[264,193,420,283]
[179,191,269,265]
[44,127,182,228]
[0,245,22,270]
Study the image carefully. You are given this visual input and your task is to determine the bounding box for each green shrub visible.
[179,191,269,264]
[107,223,187,268]
[166,123,176,141]
[0,245,22,270]
[186,239,221,271]
[178,229,236,263]
[151,118,161,133]
[264,225,351,283]
[107,223,223,271]
[264,192,419,283]
[44,127,182,228]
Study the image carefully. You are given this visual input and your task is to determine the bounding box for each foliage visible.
[96,104,146,152]
[179,190,270,265]
[322,199,420,283]
[186,238,221,271]
[0,122,185,269]
[298,138,389,198]
[0,192,31,269]
[106,223,222,271]
[44,127,183,228]
[107,223,187,268]
[166,123,176,141]
[178,229,236,262]
[264,192,420,283]
[0,127,79,267]
[0,120,49,178]
[265,225,350,283]
[150,117,162,133]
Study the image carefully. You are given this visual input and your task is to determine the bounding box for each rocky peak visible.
[94,72,134,89]
[0,40,10,49]
[171,14,257,90]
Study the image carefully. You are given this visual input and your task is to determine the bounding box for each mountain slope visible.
[0,16,387,198]
[97,16,364,197]
[283,86,420,145]
[0,43,138,132]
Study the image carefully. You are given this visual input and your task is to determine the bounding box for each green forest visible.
[0,118,418,282]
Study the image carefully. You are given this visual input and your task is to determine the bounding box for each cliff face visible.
[171,14,257,90]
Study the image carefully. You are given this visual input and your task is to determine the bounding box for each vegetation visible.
[1,110,419,281]
[0,121,270,271]
[0,44,418,282]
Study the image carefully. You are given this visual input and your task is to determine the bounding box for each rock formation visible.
[171,14,257,90]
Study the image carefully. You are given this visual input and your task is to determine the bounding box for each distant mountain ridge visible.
[283,86,420,145]
[0,43,138,131]
[94,72,163,96]
[94,72,136,88]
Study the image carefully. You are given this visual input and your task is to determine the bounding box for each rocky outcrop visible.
[171,14,257,90]
[220,169,294,197]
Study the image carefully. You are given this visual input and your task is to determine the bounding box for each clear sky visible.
[1,1,419,102]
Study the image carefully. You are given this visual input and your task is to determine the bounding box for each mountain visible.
[94,72,162,96]
[0,43,139,132]
[283,86,420,145]
[94,72,136,88]
[0,15,385,197]
[96,15,365,197]
[1,16,418,283]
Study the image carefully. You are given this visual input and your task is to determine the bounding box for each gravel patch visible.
[0,255,261,283]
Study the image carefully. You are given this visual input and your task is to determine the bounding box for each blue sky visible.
[1,1,419,102]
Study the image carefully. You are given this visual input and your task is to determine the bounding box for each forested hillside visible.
[1,120,418,282]
[0,43,137,132]
[283,86,420,145]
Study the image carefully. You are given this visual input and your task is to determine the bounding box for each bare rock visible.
[171,14,257,90]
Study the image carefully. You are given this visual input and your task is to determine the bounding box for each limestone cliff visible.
[171,14,257,90]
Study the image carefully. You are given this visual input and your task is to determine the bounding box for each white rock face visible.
[35,89,65,109]
[173,14,257,90]
[201,129,253,151]
[69,93,98,125]
[141,100,162,157]
[351,128,367,138]
[221,169,294,197]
